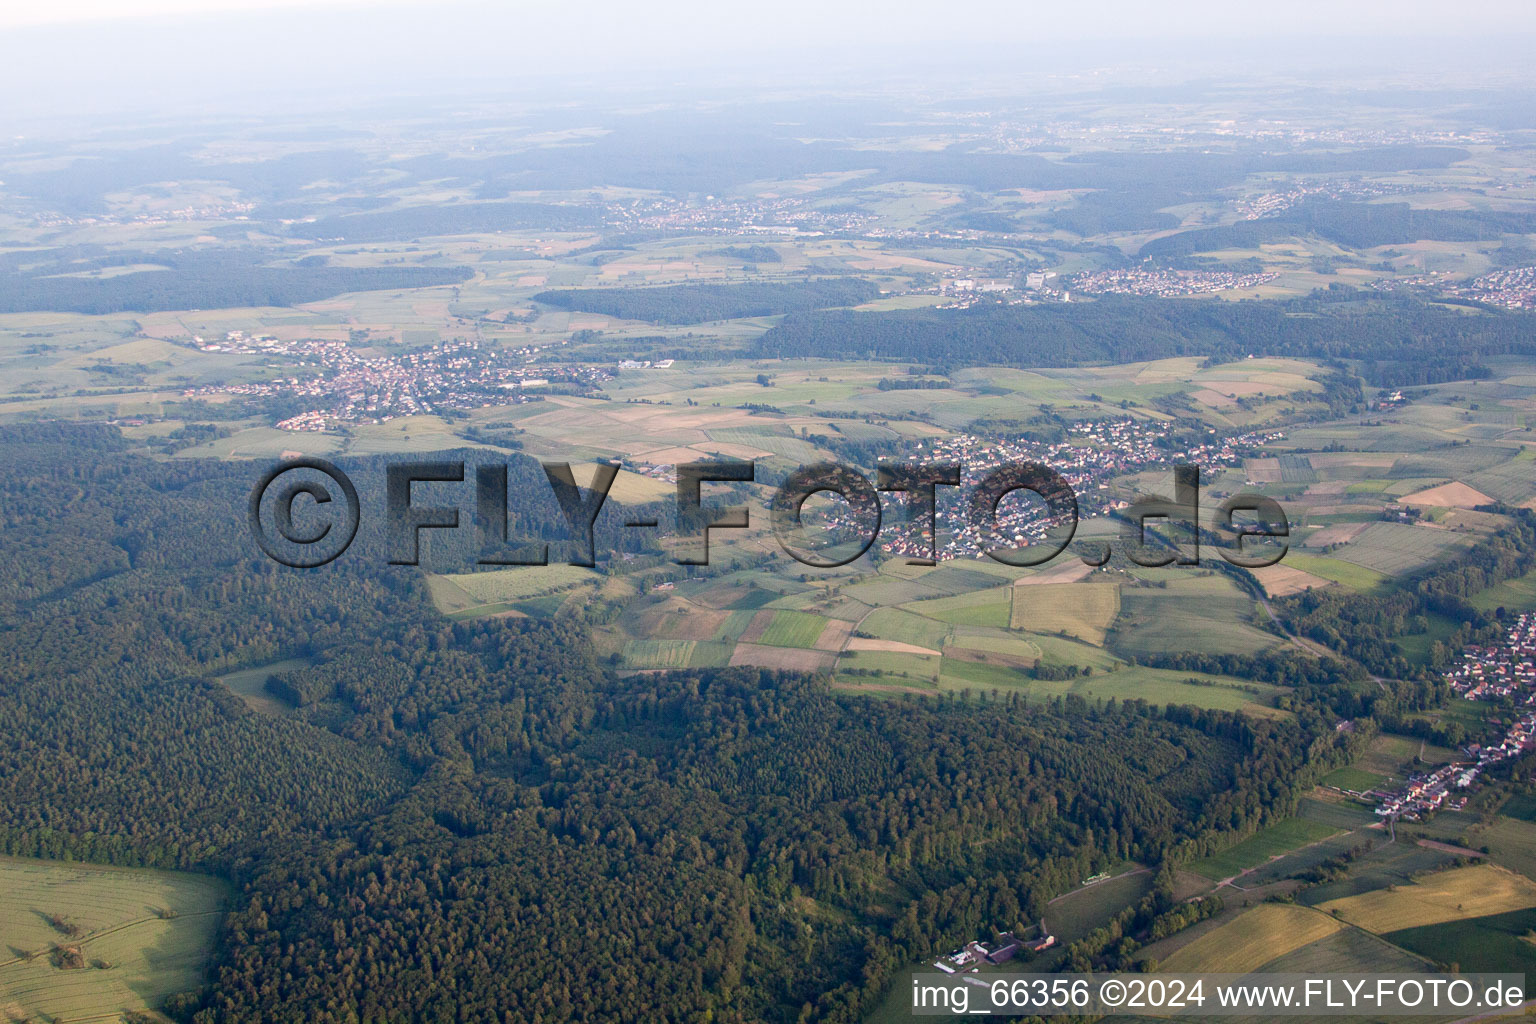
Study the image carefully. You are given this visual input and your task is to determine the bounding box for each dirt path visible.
[1416,837,1486,858]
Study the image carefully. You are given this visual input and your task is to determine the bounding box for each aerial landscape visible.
[6,1,1536,1021]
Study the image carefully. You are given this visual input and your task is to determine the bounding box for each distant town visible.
[182,331,612,429]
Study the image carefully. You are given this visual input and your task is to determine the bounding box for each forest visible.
[533,279,881,325]
[0,249,472,314]
[756,290,1536,386]
[0,423,1367,1023]
[1139,199,1536,259]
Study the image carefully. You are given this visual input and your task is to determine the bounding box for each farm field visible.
[1386,906,1536,974]
[1316,863,1536,932]
[1110,574,1279,659]
[757,610,832,648]
[428,564,599,617]
[1257,924,1431,974]
[1279,553,1389,592]
[0,856,229,1024]
[1158,903,1343,973]
[1018,666,1283,714]
[1009,582,1120,644]
[1044,869,1155,947]
[1327,522,1476,575]
[1471,814,1536,883]
[1189,817,1343,880]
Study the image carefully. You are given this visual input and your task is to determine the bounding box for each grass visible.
[1281,553,1390,592]
[1159,903,1343,973]
[214,656,315,716]
[1045,870,1155,946]
[858,607,952,650]
[0,855,230,1024]
[1111,574,1279,659]
[1469,566,1536,613]
[1330,522,1474,576]
[1320,766,1389,792]
[900,587,1011,628]
[1386,906,1536,974]
[1298,841,1463,908]
[939,658,1032,690]
[685,641,735,668]
[623,639,696,668]
[1257,923,1430,973]
[1299,792,1380,827]
[1189,817,1343,880]
[758,610,830,648]
[1317,863,1536,932]
[1477,815,1536,883]
[1010,583,1120,645]
[1499,794,1536,823]
[429,564,598,619]
[1019,666,1283,715]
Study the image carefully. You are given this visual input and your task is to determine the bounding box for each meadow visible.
[1158,903,1343,974]
[1009,583,1120,645]
[1188,817,1344,881]
[1317,864,1536,932]
[0,856,229,1024]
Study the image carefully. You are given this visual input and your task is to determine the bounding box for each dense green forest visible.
[1139,199,1536,259]
[756,291,1536,385]
[0,250,471,314]
[534,279,881,324]
[0,424,1369,1023]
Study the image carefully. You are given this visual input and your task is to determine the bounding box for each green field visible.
[0,856,230,1023]
[1499,793,1536,823]
[1160,903,1343,973]
[1281,553,1390,592]
[1320,766,1389,792]
[214,656,315,716]
[623,638,697,668]
[1045,869,1155,946]
[1386,906,1536,974]
[1258,923,1431,974]
[1190,817,1342,880]
[437,564,600,605]
[902,587,1011,628]
[858,607,952,650]
[1469,566,1536,613]
[1475,815,1536,883]
[758,610,831,648]
[1318,863,1536,932]
[1111,574,1279,658]
[1020,666,1282,714]
[1010,583,1120,645]
[1330,522,1474,576]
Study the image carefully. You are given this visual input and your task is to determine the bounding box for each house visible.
[986,935,1021,964]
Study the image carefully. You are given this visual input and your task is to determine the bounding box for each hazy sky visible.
[3,1,1535,124]
[7,0,1536,35]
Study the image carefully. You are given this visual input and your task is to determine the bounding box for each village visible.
[1371,613,1536,822]
[861,419,1284,561]
[1069,267,1278,297]
[182,331,611,429]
